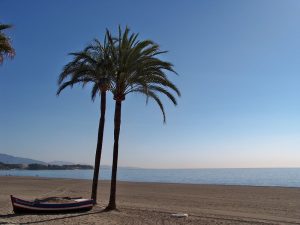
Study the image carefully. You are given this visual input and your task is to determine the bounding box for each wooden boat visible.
[11,195,94,213]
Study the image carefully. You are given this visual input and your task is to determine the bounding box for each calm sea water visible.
[1,168,300,187]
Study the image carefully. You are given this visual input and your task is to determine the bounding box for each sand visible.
[1,176,300,224]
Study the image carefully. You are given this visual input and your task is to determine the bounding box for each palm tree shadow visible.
[0,209,107,224]
[0,213,22,219]
[0,213,22,225]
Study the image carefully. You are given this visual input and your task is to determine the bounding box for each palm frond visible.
[56,78,94,95]
[0,23,15,64]
[91,83,100,101]
[0,24,12,31]
[131,88,166,123]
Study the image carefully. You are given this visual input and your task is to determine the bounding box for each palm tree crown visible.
[57,37,113,97]
[108,27,180,121]
[0,23,15,64]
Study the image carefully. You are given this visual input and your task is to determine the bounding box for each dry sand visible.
[1,176,300,224]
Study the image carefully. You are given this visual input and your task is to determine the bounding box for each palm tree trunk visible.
[91,91,106,204]
[106,100,122,210]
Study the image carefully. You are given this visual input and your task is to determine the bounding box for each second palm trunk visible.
[107,100,122,210]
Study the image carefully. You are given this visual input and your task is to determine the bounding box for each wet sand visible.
[1,176,300,224]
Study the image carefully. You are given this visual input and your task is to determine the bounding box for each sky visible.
[0,0,300,168]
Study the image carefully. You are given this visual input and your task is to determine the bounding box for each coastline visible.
[2,174,300,190]
[1,176,300,224]
[2,167,300,188]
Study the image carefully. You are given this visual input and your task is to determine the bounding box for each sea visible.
[1,168,300,188]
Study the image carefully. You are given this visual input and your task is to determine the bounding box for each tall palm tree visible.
[105,27,181,210]
[57,36,113,204]
[0,23,15,64]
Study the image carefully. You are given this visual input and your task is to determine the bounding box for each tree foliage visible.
[0,24,15,64]
[108,26,180,122]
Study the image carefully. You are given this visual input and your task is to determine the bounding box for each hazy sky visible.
[0,0,300,168]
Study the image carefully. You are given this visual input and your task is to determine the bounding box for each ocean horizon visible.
[1,167,300,188]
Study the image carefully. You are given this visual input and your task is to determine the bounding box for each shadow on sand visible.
[0,208,109,224]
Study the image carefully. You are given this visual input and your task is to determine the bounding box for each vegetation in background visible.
[0,23,15,64]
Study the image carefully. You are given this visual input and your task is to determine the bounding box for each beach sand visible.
[0,176,300,224]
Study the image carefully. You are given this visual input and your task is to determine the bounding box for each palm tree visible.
[57,36,113,204]
[0,23,15,64]
[105,27,181,210]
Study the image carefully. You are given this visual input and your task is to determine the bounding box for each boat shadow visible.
[0,209,107,224]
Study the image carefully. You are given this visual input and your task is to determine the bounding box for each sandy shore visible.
[0,176,300,224]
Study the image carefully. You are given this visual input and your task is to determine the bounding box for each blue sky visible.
[0,0,300,168]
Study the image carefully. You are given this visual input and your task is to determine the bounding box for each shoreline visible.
[1,176,300,224]
[1,175,300,190]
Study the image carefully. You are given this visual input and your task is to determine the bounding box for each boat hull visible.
[11,195,94,214]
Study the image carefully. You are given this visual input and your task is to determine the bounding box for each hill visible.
[48,161,75,166]
[0,153,47,165]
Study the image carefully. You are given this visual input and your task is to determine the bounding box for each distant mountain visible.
[0,153,47,165]
[0,162,93,170]
[48,161,75,166]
